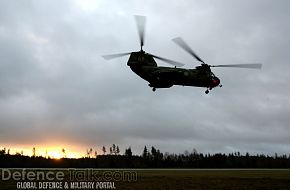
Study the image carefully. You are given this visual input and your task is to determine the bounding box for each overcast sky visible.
[1,0,290,156]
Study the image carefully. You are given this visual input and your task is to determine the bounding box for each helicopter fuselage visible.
[127,52,220,91]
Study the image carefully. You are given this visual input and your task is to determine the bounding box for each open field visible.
[118,169,290,190]
[1,169,290,190]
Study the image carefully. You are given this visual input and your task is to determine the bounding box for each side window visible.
[138,56,145,62]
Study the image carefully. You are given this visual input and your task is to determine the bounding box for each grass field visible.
[1,169,290,190]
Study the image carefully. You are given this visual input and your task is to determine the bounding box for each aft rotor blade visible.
[151,54,185,67]
[172,37,205,64]
[211,63,262,69]
[102,52,131,60]
[135,15,146,49]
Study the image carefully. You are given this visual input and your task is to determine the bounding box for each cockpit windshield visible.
[210,72,216,78]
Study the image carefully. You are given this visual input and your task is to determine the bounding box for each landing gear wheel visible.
[205,89,209,94]
[152,88,156,92]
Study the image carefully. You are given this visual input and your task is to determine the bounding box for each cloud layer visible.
[1,0,290,155]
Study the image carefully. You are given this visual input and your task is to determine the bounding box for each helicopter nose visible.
[211,77,220,87]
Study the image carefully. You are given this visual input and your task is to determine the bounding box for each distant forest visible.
[1,145,290,168]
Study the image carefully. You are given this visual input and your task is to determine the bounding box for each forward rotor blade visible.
[172,37,205,63]
[135,15,146,49]
[151,54,185,67]
[211,63,262,69]
[102,52,131,60]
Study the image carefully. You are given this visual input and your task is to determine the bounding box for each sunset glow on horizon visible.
[0,145,91,159]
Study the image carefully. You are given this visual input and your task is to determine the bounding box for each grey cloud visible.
[0,0,290,155]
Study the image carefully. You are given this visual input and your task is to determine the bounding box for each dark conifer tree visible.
[142,146,149,158]
[125,147,133,157]
[102,146,106,155]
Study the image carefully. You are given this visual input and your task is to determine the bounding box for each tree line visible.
[1,146,290,168]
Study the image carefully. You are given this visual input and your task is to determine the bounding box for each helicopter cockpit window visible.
[209,72,217,79]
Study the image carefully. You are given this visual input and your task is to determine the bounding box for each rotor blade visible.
[211,63,262,69]
[172,37,205,63]
[102,52,131,60]
[151,54,185,67]
[135,15,146,49]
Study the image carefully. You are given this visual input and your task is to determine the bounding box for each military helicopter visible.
[103,16,262,94]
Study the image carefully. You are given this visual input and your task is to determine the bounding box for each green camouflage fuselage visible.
[127,52,220,89]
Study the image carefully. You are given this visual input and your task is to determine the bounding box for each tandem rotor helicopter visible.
[103,16,262,94]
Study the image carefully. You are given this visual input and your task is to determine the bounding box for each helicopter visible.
[103,16,262,94]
